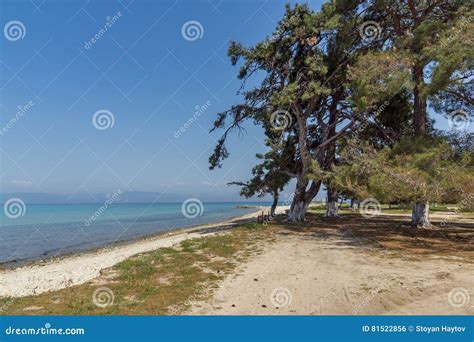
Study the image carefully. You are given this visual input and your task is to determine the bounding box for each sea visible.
[0,202,266,267]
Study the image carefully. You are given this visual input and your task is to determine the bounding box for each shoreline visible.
[0,206,263,270]
[0,206,279,298]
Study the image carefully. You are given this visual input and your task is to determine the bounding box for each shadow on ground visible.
[270,212,474,258]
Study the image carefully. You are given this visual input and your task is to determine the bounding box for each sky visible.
[0,0,465,203]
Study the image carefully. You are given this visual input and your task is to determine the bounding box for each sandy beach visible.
[0,207,277,298]
[1,208,472,316]
[187,220,474,315]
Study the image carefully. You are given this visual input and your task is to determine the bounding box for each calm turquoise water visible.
[0,202,264,266]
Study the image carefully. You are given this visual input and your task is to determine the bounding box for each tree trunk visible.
[325,186,339,217]
[287,176,308,222]
[270,190,278,216]
[412,64,427,136]
[411,202,430,228]
[286,107,321,222]
[354,200,359,211]
[350,198,360,211]
[287,180,321,222]
[326,201,338,217]
[411,62,430,227]
[287,199,310,222]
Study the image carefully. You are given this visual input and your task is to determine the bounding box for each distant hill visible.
[0,191,183,204]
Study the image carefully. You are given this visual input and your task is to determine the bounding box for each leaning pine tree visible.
[209,3,363,221]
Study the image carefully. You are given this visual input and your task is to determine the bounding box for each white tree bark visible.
[411,202,430,228]
[325,201,339,217]
[351,199,359,212]
[325,187,339,217]
[287,200,310,222]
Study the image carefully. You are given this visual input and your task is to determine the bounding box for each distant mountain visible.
[0,191,183,204]
[0,192,67,204]
[0,191,318,204]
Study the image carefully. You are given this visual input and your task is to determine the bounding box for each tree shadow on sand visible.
[271,213,474,258]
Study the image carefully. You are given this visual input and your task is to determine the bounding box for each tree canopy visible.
[210,0,473,226]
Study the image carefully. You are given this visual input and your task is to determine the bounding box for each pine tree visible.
[351,0,473,226]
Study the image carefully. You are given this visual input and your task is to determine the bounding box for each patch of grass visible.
[309,203,460,216]
[240,222,266,230]
[377,208,412,214]
[180,240,196,252]
[0,225,272,315]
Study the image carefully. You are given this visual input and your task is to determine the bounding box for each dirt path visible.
[188,226,474,315]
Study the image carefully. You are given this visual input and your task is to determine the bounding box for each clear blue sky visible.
[0,0,460,202]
